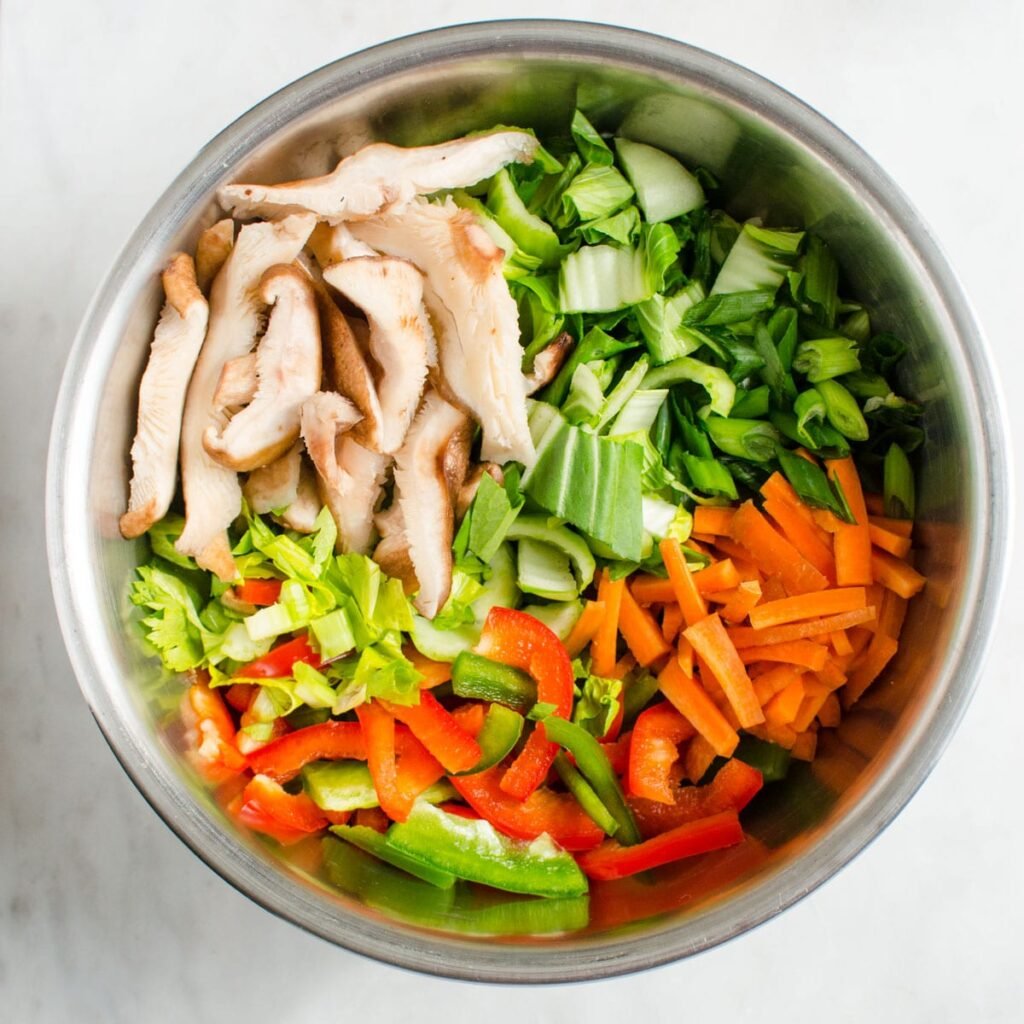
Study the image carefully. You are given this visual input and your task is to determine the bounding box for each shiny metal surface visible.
[46,21,1010,982]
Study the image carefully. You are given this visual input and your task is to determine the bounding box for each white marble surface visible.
[3,0,1022,1019]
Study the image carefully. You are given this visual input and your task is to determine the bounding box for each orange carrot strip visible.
[677,637,694,677]
[728,606,878,648]
[818,693,842,727]
[684,613,764,728]
[693,506,735,536]
[738,640,830,672]
[629,576,676,605]
[748,721,798,750]
[871,550,926,599]
[748,587,867,630]
[564,600,607,658]
[830,629,853,656]
[620,586,672,667]
[660,538,708,627]
[869,515,913,539]
[869,523,912,558]
[864,493,886,515]
[877,590,909,640]
[763,496,836,581]
[730,501,829,595]
[763,679,805,727]
[690,533,719,545]
[683,735,717,783]
[816,660,848,691]
[662,603,684,645]
[716,581,763,624]
[752,664,806,705]
[791,731,818,762]
[658,656,739,757]
[812,508,846,534]
[610,654,637,681]
[761,575,788,602]
[591,574,625,677]
[843,633,898,707]
[792,681,831,732]
[760,471,805,510]
[693,558,741,596]
[826,458,873,586]
[404,646,452,688]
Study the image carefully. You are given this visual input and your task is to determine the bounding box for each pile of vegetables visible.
[128,109,926,912]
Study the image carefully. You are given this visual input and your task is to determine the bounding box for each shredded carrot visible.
[826,458,873,586]
[717,581,763,624]
[662,603,684,645]
[403,646,452,688]
[730,501,829,595]
[683,734,717,783]
[791,731,818,761]
[763,496,836,582]
[591,573,625,677]
[871,550,926,599]
[684,613,765,728]
[869,523,912,558]
[763,679,805,727]
[727,606,878,648]
[877,589,909,639]
[660,538,708,627]
[761,575,788,602]
[693,558,741,595]
[792,681,831,732]
[629,575,676,605]
[818,693,842,727]
[658,656,739,757]
[619,586,671,667]
[738,640,830,672]
[843,633,898,708]
[677,636,694,677]
[748,587,867,630]
[869,515,913,539]
[564,599,607,658]
[690,532,719,545]
[816,659,848,690]
[693,506,735,536]
[848,627,874,657]
[829,629,853,656]
[610,653,637,680]
[752,664,806,705]
[812,508,847,534]
[759,471,805,511]
[748,721,798,750]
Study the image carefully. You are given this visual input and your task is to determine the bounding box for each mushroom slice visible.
[204,264,322,472]
[177,212,316,579]
[243,441,302,514]
[373,503,418,596]
[348,198,533,465]
[213,353,258,410]
[120,253,209,539]
[323,257,431,454]
[278,459,323,534]
[383,391,470,619]
[307,222,377,268]
[299,392,387,555]
[195,219,235,294]
[219,131,538,222]
[525,332,575,395]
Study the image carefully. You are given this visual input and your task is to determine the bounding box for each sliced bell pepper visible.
[394,725,447,804]
[181,680,247,782]
[224,682,256,712]
[234,578,283,606]
[355,806,390,833]
[600,731,632,776]
[235,633,322,679]
[628,702,696,805]
[553,753,619,837]
[452,704,525,776]
[232,799,310,846]
[475,607,574,801]
[356,702,413,822]
[239,773,328,834]
[627,758,764,839]
[246,721,366,782]
[576,810,744,880]
[451,651,537,711]
[449,765,604,851]
[330,824,456,888]
[381,691,482,774]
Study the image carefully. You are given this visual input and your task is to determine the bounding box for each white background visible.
[2,1,1022,1020]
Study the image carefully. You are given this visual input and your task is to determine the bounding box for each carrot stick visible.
[738,640,830,671]
[760,470,805,511]
[630,575,676,605]
[683,613,765,728]
[658,656,739,757]
[763,496,836,582]
[763,679,805,727]
[730,501,829,595]
[717,581,763,624]
[869,515,913,539]
[610,653,636,680]
[812,508,847,534]
[662,603,684,645]
[792,682,832,732]
[843,633,898,707]
[727,606,878,648]
[660,538,708,627]
[620,586,672,667]
[815,659,848,691]
[591,573,624,677]
[748,587,867,630]
[830,629,853,656]
[826,457,873,586]
[564,600,607,658]
[869,523,912,559]
[683,734,717,783]
[693,506,735,536]
[877,589,909,639]
[747,722,798,750]
[677,636,695,677]
[693,558,741,596]
[752,664,806,705]
[791,731,818,761]
[864,493,886,515]
[818,693,842,727]
[871,550,926,599]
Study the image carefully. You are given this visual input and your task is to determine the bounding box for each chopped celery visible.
[815,379,869,441]
[558,244,650,312]
[517,538,579,602]
[608,388,668,437]
[505,515,596,591]
[594,356,649,433]
[793,337,861,382]
[561,163,634,223]
[615,137,704,222]
[562,363,607,426]
[704,417,781,461]
[642,357,736,417]
[711,223,804,296]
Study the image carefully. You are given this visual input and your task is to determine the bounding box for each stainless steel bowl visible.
[46,20,1010,982]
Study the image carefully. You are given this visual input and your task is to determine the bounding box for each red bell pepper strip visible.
[600,731,632,776]
[240,774,328,833]
[576,810,744,880]
[181,680,247,782]
[354,806,390,833]
[233,799,310,846]
[234,578,283,606]
[394,725,446,802]
[245,721,366,782]
[438,802,480,820]
[224,682,256,712]
[449,765,604,852]
[628,703,696,804]
[475,607,574,801]
[627,758,764,839]
[356,703,414,822]
[381,691,482,774]
[235,634,322,679]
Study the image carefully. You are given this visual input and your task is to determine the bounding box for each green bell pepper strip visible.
[733,734,791,783]
[454,705,525,776]
[451,651,537,711]
[302,760,455,812]
[553,753,619,837]
[536,713,642,846]
[330,824,456,888]
[385,801,589,899]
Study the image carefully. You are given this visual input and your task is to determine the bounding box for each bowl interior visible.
[49,23,1005,981]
